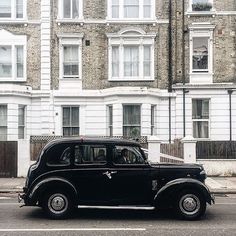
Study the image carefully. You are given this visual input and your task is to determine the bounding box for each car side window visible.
[46,144,71,166]
[74,145,107,165]
[113,145,145,165]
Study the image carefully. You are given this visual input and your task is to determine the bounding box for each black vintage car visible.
[19,137,214,220]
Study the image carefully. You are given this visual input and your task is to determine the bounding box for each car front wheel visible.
[175,190,206,220]
[42,192,73,219]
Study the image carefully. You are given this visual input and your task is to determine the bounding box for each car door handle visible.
[103,171,117,179]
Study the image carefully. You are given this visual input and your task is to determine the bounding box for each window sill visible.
[106,18,158,24]
[109,77,154,82]
[0,18,28,24]
[60,77,81,80]
[56,18,84,25]
[186,10,216,17]
[0,78,27,82]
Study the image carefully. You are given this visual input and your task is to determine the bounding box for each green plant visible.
[192,2,212,11]
[130,127,140,139]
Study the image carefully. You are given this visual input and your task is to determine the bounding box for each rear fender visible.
[27,177,78,206]
[154,178,213,208]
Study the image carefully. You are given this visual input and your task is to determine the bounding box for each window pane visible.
[71,107,79,126]
[0,127,7,141]
[0,0,11,18]
[72,0,79,18]
[63,45,79,76]
[112,46,119,77]
[16,0,23,18]
[63,107,70,126]
[63,0,71,18]
[192,0,212,11]
[124,0,139,18]
[143,0,151,18]
[192,99,209,119]
[192,37,208,70]
[72,127,79,136]
[112,0,119,18]
[18,106,25,126]
[123,105,141,125]
[124,46,139,76]
[193,121,209,138]
[123,126,141,137]
[16,46,24,78]
[144,46,151,76]
[0,46,12,78]
[0,105,7,126]
[18,127,24,139]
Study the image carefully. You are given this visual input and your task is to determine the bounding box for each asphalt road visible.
[0,194,236,236]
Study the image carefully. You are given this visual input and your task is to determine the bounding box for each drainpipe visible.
[228,90,233,141]
[168,0,173,143]
[182,0,186,137]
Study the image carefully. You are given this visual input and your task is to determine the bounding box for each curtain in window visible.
[16,46,24,78]
[143,0,151,18]
[18,106,25,139]
[112,0,119,18]
[124,0,139,18]
[143,46,151,76]
[124,46,139,76]
[192,37,208,70]
[63,0,71,18]
[0,105,7,141]
[63,107,79,136]
[112,46,119,77]
[0,0,11,18]
[16,0,23,18]
[193,121,208,138]
[72,0,79,18]
[0,46,12,78]
[63,45,79,76]
[123,105,141,137]
[192,100,209,119]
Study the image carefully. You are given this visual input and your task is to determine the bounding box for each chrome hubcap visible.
[179,194,200,215]
[48,193,68,214]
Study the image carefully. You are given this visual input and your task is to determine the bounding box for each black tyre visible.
[42,191,73,219]
[175,190,206,220]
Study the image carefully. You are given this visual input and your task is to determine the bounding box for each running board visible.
[77,205,155,210]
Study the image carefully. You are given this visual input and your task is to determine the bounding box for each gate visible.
[0,141,17,177]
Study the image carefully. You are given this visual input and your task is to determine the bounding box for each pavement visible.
[1,177,236,194]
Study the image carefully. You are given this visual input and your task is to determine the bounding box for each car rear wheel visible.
[42,192,73,219]
[175,190,206,220]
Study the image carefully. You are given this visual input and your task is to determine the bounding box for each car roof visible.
[44,137,141,150]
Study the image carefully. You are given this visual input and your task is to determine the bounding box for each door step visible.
[77,205,155,210]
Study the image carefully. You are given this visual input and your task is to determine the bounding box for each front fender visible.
[26,177,78,206]
[154,178,214,208]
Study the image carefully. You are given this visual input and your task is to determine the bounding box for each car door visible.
[71,143,110,204]
[108,145,153,205]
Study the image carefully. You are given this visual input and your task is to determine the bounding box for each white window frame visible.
[18,105,25,139]
[189,24,215,84]
[192,98,210,139]
[0,29,27,82]
[0,0,27,21]
[62,106,80,136]
[58,0,83,21]
[107,0,156,22]
[107,28,156,81]
[151,105,156,135]
[107,105,113,136]
[0,105,7,141]
[58,34,83,80]
[123,104,142,137]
